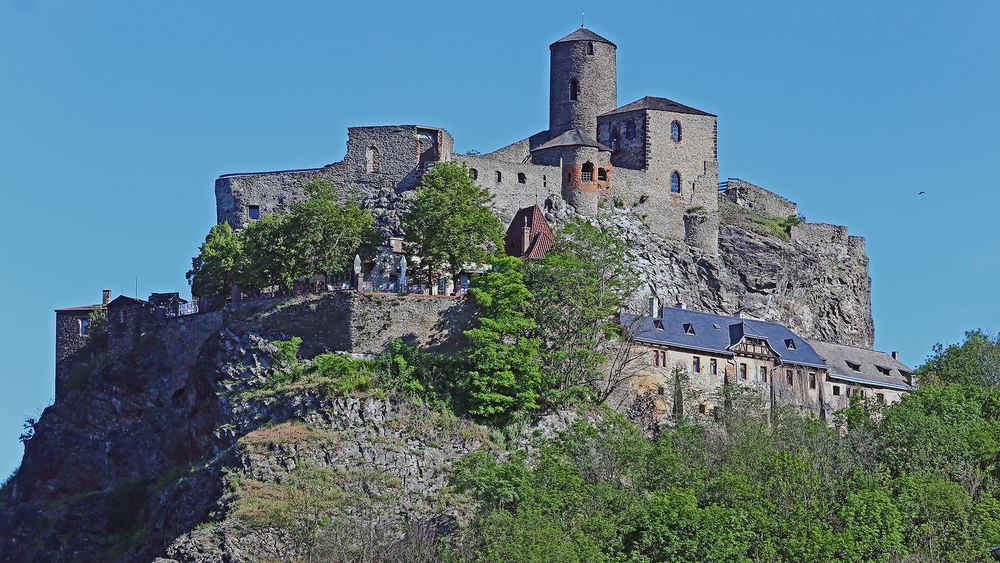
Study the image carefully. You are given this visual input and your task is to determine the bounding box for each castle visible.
[215,26,721,255]
[54,26,906,416]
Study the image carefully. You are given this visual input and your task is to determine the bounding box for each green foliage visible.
[241,214,297,291]
[918,329,1000,388]
[188,179,376,295]
[187,222,243,297]
[287,178,378,279]
[450,387,1000,561]
[86,308,108,345]
[523,218,640,406]
[311,352,373,395]
[401,161,503,285]
[464,256,542,420]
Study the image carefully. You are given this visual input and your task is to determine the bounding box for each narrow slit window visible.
[710,358,717,375]
[495,171,502,182]
[366,145,380,173]
[569,79,579,101]
[587,42,594,55]
[786,370,794,386]
[739,363,747,380]
[597,168,607,181]
[517,172,526,184]
[693,356,701,373]
[809,372,817,389]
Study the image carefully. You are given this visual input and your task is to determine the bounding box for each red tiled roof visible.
[505,205,556,260]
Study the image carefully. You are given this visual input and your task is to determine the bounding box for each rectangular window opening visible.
[248,205,261,220]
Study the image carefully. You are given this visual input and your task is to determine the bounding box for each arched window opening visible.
[469,168,478,180]
[587,42,594,55]
[569,79,579,101]
[366,146,380,173]
[670,171,681,193]
[581,162,594,182]
[542,175,547,188]
[671,120,682,142]
[611,128,621,151]
[517,172,526,184]
[625,119,636,141]
[597,168,607,181]
[495,171,502,182]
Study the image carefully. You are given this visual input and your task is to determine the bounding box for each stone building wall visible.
[722,178,797,218]
[455,155,562,227]
[597,109,646,170]
[254,292,473,356]
[54,310,96,402]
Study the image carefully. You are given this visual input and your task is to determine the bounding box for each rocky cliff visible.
[0,202,873,561]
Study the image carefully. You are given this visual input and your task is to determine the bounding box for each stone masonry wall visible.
[253,292,473,356]
[723,178,797,218]
[549,38,617,136]
[455,155,563,227]
[598,109,646,170]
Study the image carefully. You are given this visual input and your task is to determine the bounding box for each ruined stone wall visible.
[455,155,562,226]
[54,310,94,402]
[723,178,797,218]
[253,292,473,356]
[598,109,646,170]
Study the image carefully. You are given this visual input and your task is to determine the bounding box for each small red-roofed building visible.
[504,204,555,260]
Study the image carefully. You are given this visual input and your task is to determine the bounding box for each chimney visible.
[102,289,111,306]
[675,302,687,310]
[522,217,531,255]
[648,296,660,318]
[891,351,899,361]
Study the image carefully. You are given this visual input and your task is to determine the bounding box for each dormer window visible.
[683,323,696,335]
[846,361,862,372]
[569,79,579,101]
[875,365,892,376]
[654,319,664,330]
[784,338,796,350]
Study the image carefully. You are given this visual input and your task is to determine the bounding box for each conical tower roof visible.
[551,27,616,48]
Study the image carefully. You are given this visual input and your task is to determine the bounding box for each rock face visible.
[0,302,485,563]
[546,199,874,348]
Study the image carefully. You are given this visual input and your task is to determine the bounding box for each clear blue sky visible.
[1,0,997,477]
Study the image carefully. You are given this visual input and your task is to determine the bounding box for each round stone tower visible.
[549,27,617,138]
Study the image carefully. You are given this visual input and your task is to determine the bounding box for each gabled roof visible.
[551,27,616,47]
[55,305,102,313]
[505,205,556,259]
[621,306,826,368]
[531,128,612,152]
[107,295,149,308]
[807,339,914,391]
[600,96,715,118]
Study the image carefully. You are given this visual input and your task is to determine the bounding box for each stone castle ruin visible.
[215,27,719,254]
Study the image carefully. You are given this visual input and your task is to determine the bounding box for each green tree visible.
[918,329,1000,388]
[287,178,377,279]
[401,161,503,287]
[241,214,297,291]
[463,256,542,419]
[523,218,640,404]
[187,222,243,297]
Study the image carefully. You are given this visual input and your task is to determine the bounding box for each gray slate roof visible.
[601,96,715,118]
[621,307,826,368]
[531,128,612,152]
[552,27,616,47]
[807,340,914,391]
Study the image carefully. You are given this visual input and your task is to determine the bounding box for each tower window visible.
[587,42,594,55]
[625,119,636,140]
[543,175,547,188]
[581,162,594,182]
[469,168,478,180]
[366,146,380,173]
[495,171,502,182]
[569,79,579,101]
[517,172,526,184]
[670,171,681,193]
[597,168,607,181]
[248,205,261,220]
[671,121,682,142]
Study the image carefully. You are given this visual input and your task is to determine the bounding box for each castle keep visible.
[215,27,720,254]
